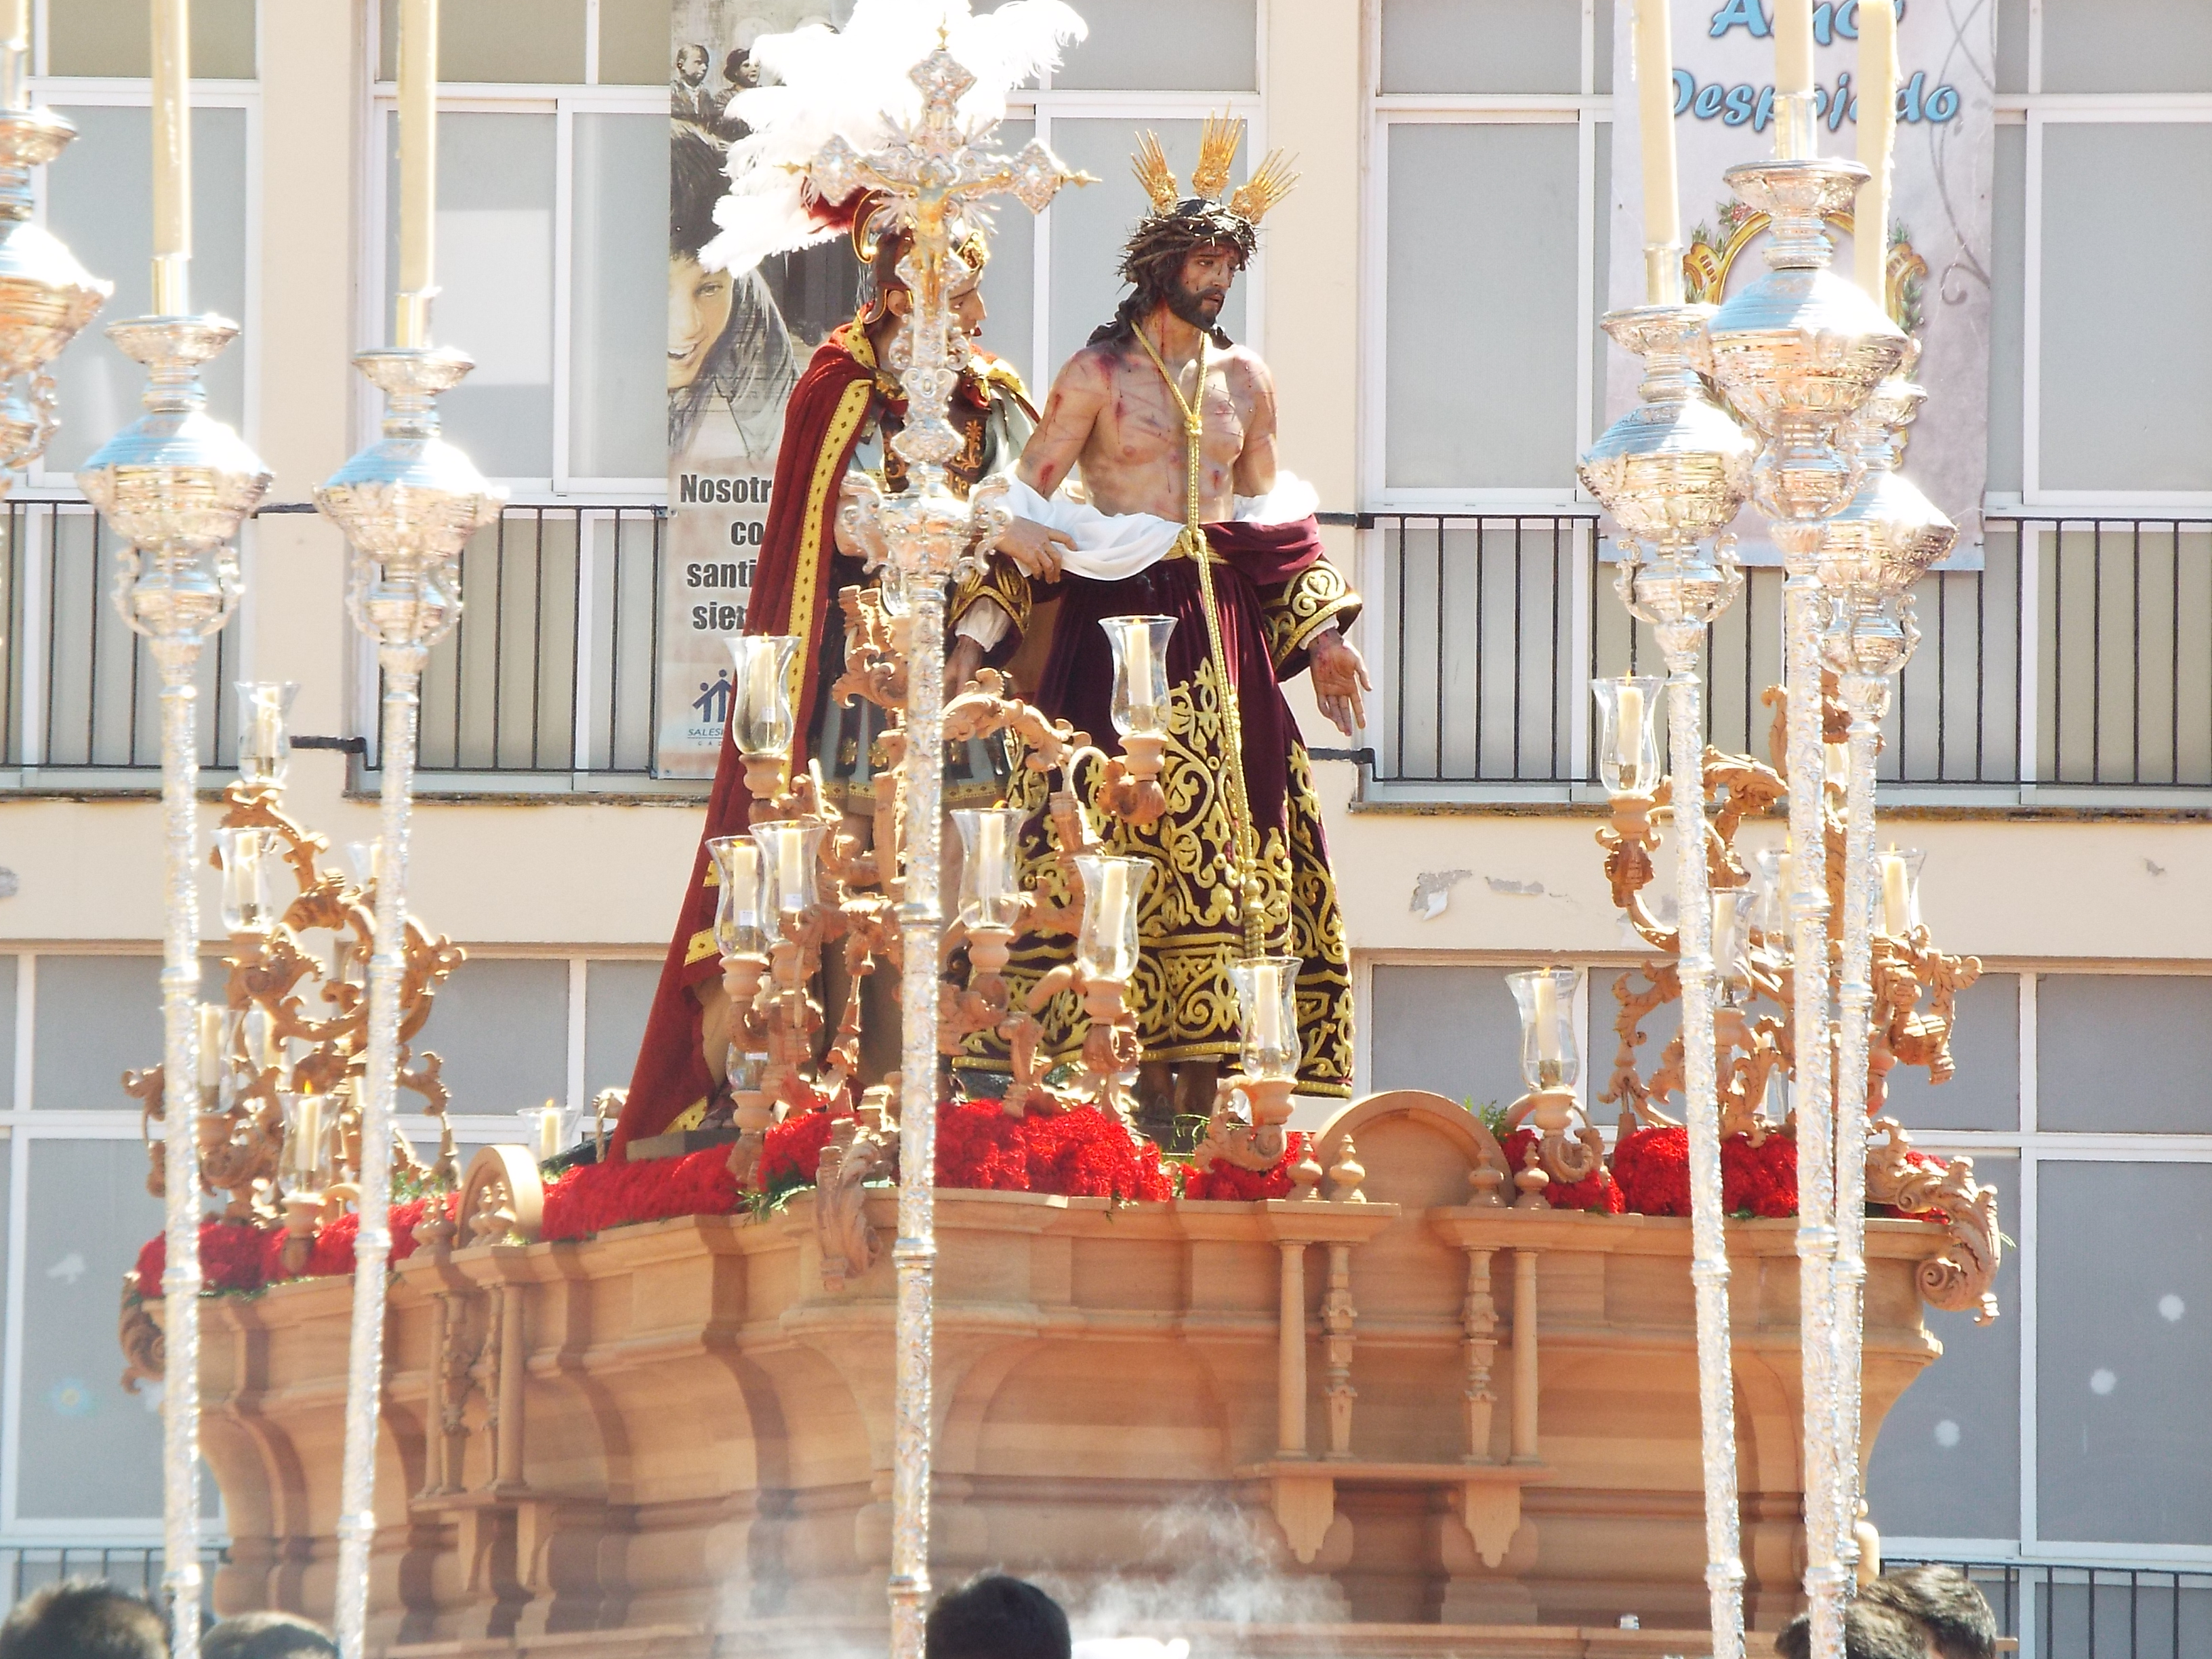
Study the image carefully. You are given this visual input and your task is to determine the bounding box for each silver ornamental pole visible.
[804,50,1084,1659]
[1580,298,1755,1659]
[1816,373,1955,1582]
[1702,145,1905,1659]
[77,26,266,1650]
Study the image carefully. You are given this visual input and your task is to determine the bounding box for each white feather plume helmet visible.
[701,0,1088,278]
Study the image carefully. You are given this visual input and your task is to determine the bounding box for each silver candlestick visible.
[1580,296,1756,1659]
[78,311,270,1659]
[806,47,1083,1659]
[1816,369,1956,1585]
[314,348,502,1658]
[1702,156,1907,1659]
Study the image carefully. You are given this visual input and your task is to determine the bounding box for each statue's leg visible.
[1168,1060,1220,1155]
[1134,1059,1178,1147]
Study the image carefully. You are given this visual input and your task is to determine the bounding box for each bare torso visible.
[1019,317,1279,525]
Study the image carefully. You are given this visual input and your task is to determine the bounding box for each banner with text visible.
[1607,0,1995,558]
[659,0,861,775]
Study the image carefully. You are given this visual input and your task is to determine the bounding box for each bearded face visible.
[1164,242,1240,331]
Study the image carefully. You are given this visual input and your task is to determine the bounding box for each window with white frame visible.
[367,0,1267,495]
[0,947,662,1540]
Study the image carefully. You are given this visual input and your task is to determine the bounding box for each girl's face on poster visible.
[670,254,735,389]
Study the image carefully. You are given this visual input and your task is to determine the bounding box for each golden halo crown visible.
[1130,113,1298,226]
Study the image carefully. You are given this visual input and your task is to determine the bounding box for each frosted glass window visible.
[1995,0,2028,96]
[1380,0,1580,96]
[1051,0,1254,91]
[2037,1161,2212,1546]
[978,121,1038,394]
[1986,123,2025,495]
[1046,119,1248,385]
[2042,0,2212,94]
[16,1138,167,1521]
[0,955,14,1109]
[380,0,589,83]
[2039,125,2212,492]
[43,106,250,474]
[386,112,558,480]
[34,957,155,1111]
[1370,964,1521,1107]
[1386,123,1578,489]
[1866,1156,2020,1541]
[2037,975,2212,1134]
[598,0,672,85]
[418,958,568,1117]
[1883,973,2018,1134]
[584,960,660,1098]
[570,113,666,480]
[47,0,255,79]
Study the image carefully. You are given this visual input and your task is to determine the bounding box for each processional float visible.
[1578,4,1977,1659]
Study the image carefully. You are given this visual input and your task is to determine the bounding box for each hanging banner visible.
[659,0,862,776]
[1606,0,1996,559]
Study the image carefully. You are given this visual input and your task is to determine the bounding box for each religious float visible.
[64,0,1996,1656]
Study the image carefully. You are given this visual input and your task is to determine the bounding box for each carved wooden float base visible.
[180,1092,1958,1652]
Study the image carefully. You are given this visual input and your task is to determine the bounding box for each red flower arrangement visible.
[1180,1132,1313,1201]
[1500,1128,1626,1214]
[935,1100,1174,1202]
[541,1143,743,1241]
[131,1198,457,1298]
[1612,1124,1798,1218]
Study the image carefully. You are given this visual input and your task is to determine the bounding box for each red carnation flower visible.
[1502,1128,1626,1214]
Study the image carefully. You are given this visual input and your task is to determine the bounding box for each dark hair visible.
[1774,1599,1932,1659]
[723,48,750,83]
[1088,200,1256,348]
[0,1580,167,1659]
[1862,1565,1999,1659]
[203,1611,338,1659]
[924,1574,1071,1659]
[672,127,727,261]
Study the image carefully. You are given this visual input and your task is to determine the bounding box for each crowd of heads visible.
[1775,1564,2002,1659]
[0,1584,335,1659]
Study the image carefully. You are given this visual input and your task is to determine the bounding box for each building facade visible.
[1,0,2209,1640]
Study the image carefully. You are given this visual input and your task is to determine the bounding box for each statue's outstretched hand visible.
[997,515,1074,580]
[1309,630,1370,736]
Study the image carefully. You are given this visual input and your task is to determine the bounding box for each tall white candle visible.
[1614,684,1646,770]
[1532,973,1561,1065]
[1856,0,1900,306]
[1775,0,1814,96]
[150,0,190,314]
[977,813,1010,903]
[777,825,806,909]
[1633,0,1681,302]
[396,0,439,344]
[539,1101,562,1161]
[1713,890,1745,979]
[197,1002,224,1090]
[1250,961,1285,1051]
[1880,850,1911,935]
[1126,625,1155,719]
[2,0,29,110]
[297,1094,322,1180]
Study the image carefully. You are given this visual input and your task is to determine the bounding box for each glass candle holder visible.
[878,565,911,618]
[1073,853,1149,981]
[343,840,382,891]
[1231,954,1302,1082]
[1878,846,1926,937]
[1100,614,1176,738]
[1506,966,1582,1092]
[1590,674,1664,796]
[217,826,279,935]
[1754,845,1793,939]
[520,1100,577,1162]
[707,834,767,956]
[1713,884,1757,1002]
[234,680,300,788]
[282,1092,325,1185]
[953,806,1026,930]
[726,634,800,758]
[752,819,827,916]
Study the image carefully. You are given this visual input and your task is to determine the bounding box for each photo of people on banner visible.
[663,0,863,777]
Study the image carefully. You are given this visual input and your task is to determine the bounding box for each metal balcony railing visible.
[0,1542,228,1609]
[1366,513,2212,804]
[1900,1559,2212,1659]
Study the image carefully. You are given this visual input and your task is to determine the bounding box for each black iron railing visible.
[1898,1559,2212,1659]
[0,1542,227,1610]
[1366,513,2212,796]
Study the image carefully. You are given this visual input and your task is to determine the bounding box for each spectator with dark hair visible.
[925,1574,1071,1659]
[204,1610,339,1659]
[1774,1599,1929,1659]
[0,1580,167,1659]
[1862,1565,1999,1659]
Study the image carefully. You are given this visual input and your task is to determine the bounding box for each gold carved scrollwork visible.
[1864,1118,2002,1326]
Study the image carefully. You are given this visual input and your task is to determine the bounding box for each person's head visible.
[670,129,735,390]
[1115,203,1251,345]
[855,205,991,340]
[722,49,756,89]
[1862,1566,1999,1659]
[675,43,710,85]
[0,1580,167,1659]
[203,1612,338,1659]
[924,1574,1069,1659]
[1774,1599,1933,1659]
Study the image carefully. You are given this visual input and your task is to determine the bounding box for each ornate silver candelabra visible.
[805,47,1084,1659]
[1579,296,1757,1659]
[314,350,501,1657]
[78,317,270,1659]
[1816,364,1956,1586]
[1701,156,1907,1659]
